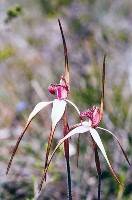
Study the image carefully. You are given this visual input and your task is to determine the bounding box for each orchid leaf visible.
[6,101,52,175]
[97,127,131,166]
[58,19,69,85]
[90,128,121,184]
[100,54,106,120]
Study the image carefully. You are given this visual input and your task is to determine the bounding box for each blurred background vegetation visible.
[0,0,132,199]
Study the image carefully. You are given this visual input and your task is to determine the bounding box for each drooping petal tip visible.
[90,127,121,184]
[6,101,52,175]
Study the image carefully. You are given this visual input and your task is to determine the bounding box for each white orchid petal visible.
[90,128,121,184]
[42,121,90,177]
[90,128,110,166]
[60,121,90,141]
[51,99,67,129]
[6,101,53,175]
[66,99,80,115]
[28,101,53,123]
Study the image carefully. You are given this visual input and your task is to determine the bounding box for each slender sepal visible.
[66,99,80,115]
[100,54,106,120]
[6,101,52,175]
[58,19,69,85]
[45,100,66,173]
[97,127,131,166]
[39,99,66,191]
[90,128,121,184]
[51,99,67,129]
[44,128,55,181]
[28,101,53,122]
[40,121,90,181]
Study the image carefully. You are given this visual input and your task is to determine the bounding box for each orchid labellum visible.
[6,20,79,198]
[43,55,130,199]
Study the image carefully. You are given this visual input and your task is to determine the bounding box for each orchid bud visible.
[48,84,56,95]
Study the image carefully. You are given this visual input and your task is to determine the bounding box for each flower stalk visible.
[63,110,72,200]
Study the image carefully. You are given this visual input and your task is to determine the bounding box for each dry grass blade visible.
[58,19,69,84]
[100,54,106,119]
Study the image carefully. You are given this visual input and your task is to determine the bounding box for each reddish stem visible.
[63,110,72,200]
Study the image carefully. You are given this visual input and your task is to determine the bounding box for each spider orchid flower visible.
[43,55,130,188]
[6,20,80,195]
